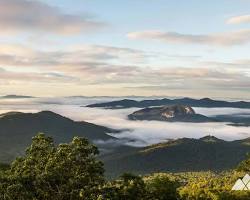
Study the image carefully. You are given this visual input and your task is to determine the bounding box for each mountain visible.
[86,97,250,109]
[0,111,117,163]
[213,114,250,127]
[101,136,250,178]
[128,105,216,123]
[1,95,34,99]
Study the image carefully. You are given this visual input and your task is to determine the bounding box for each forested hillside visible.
[0,134,249,200]
[0,111,117,162]
[102,136,250,177]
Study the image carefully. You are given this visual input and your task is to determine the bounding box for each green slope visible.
[0,111,117,163]
[102,136,250,178]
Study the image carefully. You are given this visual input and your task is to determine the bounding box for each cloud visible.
[227,15,250,24]
[0,44,150,84]
[48,105,250,146]
[127,30,250,46]
[2,98,250,146]
[0,0,103,35]
[0,44,250,94]
[0,44,148,67]
[0,67,76,84]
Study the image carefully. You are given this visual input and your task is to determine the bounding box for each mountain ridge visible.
[102,135,250,177]
[86,97,250,109]
[0,111,118,163]
[0,95,34,99]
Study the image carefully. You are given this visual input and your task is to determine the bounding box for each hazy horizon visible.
[2,95,250,102]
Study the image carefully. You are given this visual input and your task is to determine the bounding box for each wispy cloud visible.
[0,67,75,84]
[0,44,148,67]
[127,30,250,46]
[0,44,150,84]
[227,14,250,24]
[0,0,104,35]
[0,44,250,95]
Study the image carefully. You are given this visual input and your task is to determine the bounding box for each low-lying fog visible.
[0,97,250,146]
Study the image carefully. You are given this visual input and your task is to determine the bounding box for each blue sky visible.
[0,0,250,98]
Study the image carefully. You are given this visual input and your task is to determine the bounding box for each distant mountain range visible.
[102,136,250,178]
[86,97,250,109]
[128,105,217,123]
[0,111,117,163]
[0,95,34,99]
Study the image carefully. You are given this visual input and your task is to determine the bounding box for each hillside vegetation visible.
[0,133,250,200]
[0,111,117,163]
[102,136,250,177]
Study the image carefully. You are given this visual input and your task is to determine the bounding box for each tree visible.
[100,173,147,200]
[1,133,104,200]
[237,153,250,172]
[144,173,180,200]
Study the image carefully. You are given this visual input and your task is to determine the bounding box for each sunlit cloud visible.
[227,14,250,24]
[0,43,250,96]
[0,0,104,35]
[127,30,250,46]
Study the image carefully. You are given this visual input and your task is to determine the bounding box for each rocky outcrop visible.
[128,105,216,122]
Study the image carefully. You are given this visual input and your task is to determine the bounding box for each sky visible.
[0,0,250,98]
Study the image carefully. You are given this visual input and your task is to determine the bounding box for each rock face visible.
[128,105,215,122]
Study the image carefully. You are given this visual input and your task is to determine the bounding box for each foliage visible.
[99,173,147,200]
[102,136,250,177]
[178,171,250,200]
[144,173,181,200]
[237,153,250,172]
[0,133,104,200]
[0,133,250,200]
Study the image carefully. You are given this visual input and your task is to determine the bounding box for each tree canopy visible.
[0,133,104,200]
[0,133,250,200]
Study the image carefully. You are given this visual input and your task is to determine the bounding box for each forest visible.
[0,133,249,200]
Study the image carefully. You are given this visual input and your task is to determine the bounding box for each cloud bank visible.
[30,102,250,146]
[1,97,250,147]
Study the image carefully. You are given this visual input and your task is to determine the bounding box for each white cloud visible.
[227,15,250,24]
[0,0,103,35]
[52,105,250,146]
[2,99,250,146]
[127,30,250,46]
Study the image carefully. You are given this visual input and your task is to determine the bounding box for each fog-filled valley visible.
[1,96,250,147]
[1,96,250,199]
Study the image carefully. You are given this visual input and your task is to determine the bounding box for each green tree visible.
[99,173,147,200]
[178,171,250,200]
[1,133,104,200]
[144,173,180,200]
